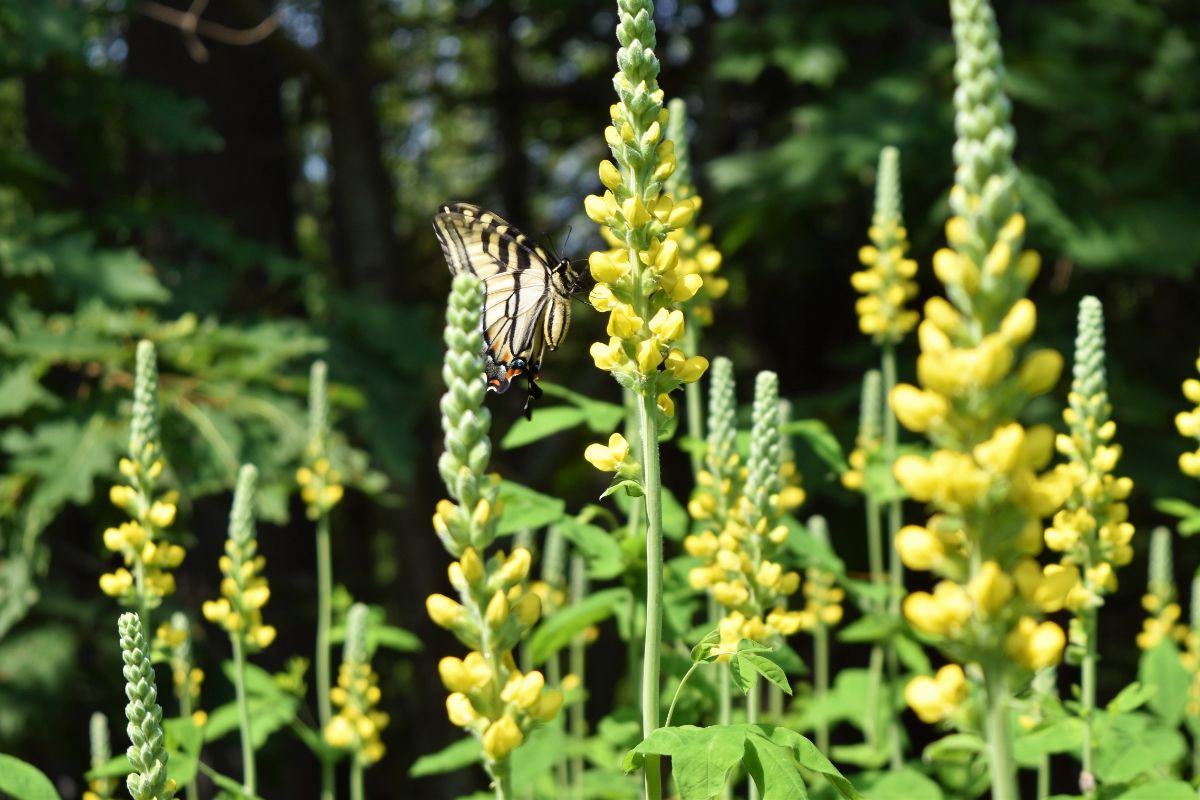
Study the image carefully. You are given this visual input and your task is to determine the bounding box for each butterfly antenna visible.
[562,225,573,256]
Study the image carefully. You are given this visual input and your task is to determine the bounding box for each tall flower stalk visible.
[202,464,273,796]
[324,604,388,800]
[850,145,918,766]
[85,712,116,800]
[428,274,561,799]
[118,612,175,800]
[889,1,1074,796]
[100,340,184,629]
[582,2,707,795]
[157,612,203,800]
[1048,296,1134,793]
[297,359,344,800]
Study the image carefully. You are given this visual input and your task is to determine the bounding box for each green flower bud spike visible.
[118,612,174,800]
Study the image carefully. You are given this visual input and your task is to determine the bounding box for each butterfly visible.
[433,202,582,419]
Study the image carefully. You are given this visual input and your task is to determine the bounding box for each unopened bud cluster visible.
[202,465,276,651]
[100,341,185,611]
[686,370,808,650]
[584,0,707,399]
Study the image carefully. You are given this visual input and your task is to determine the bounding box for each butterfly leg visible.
[521,366,543,420]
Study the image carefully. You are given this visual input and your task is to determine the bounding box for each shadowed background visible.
[1,0,1198,797]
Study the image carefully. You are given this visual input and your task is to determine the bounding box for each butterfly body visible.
[433,202,580,417]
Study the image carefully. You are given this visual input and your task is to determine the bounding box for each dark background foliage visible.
[0,0,1197,797]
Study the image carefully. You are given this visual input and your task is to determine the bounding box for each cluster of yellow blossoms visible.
[202,465,276,651]
[1177,351,1200,478]
[851,147,919,344]
[685,369,808,648]
[325,604,389,764]
[100,340,185,610]
[841,371,881,493]
[583,2,706,403]
[298,362,345,520]
[1136,527,1186,651]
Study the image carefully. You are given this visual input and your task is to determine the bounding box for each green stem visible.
[636,391,665,800]
[231,635,257,796]
[682,320,705,478]
[1080,605,1097,796]
[492,758,512,800]
[747,678,760,800]
[316,512,335,800]
[864,492,884,748]
[569,553,588,800]
[350,756,364,800]
[1038,755,1050,800]
[983,665,1017,800]
[767,682,783,722]
[715,598,732,800]
[815,622,830,754]
[881,344,904,769]
[134,560,150,634]
[178,674,200,800]
[664,662,702,728]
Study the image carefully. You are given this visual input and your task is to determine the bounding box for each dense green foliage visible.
[0,0,1197,797]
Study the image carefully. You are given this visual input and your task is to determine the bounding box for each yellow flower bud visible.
[446,693,478,727]
[324,715,356,748]
[482,715,524,761]
[1018,349,1063,395]
[968,560,1013,617]
[648,308,685,342]
[636,339,664,373]
[426,593,464,628]
[584,193,611,224]
[109,484,137,510]
[654,239,680,274]
[497,548,532,585]
[890,384,947,433]
[514,591,541,626]
[147,501,177,528]
[668,273,703,302]
[530,688,563,721]
[99,569,133,597]
[584,432,629,472]
[253,625,277,649]
[1000,299,1037,344]
[485,590,509,629]
[895,525,944,571]
[607,304,644,339]
[598,160,622,191]
[1181,451,1200,478]
[589,250,629,284]
[1184,379,1200,404]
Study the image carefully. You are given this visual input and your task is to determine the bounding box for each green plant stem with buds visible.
[983,663,1018,800]
[118,612,172,800]
[230,634,256,796]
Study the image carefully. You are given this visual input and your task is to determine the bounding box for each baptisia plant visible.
[887,0,1075,796]
[427,274,561,798]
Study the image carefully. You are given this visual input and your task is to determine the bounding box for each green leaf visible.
[730,642,791,696]
[538,382,624,433]
[1138,642,1190,726]
[0,753,61,800]
[1095,714,1187,783]
[165,716,203,758]
[204,691,299,749]
[836,614,896,644]
[892,633,932,675]
[743,734,809,800]
[1154,497,1200,518]
[758,726,861,799]
[923,733,987,764]
[866,768,942,800]
[528,587,627,665]
[2,416,122,517]
[626,725,749,800]
[1116,781,1195,799]
[600,478,644,500]
[660,486,689,541]
[690,629,721,663]
[782,419,848,473]
[556,516,624,580]
[497,480,566,534]
[501,406,588,449]
[1106,681,1156,714]
[409,736,482,777]
[369,624,422,653]
[0,364,58,418]
[1013,718,1083,766]
[84,754,131,781]
[511,724,568,785]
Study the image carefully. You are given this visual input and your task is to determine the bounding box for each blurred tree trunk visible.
[125,0,295,268]
[493,0,529,224]
[320,0,400,297]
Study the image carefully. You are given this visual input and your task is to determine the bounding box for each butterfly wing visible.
[433,202,558,396]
